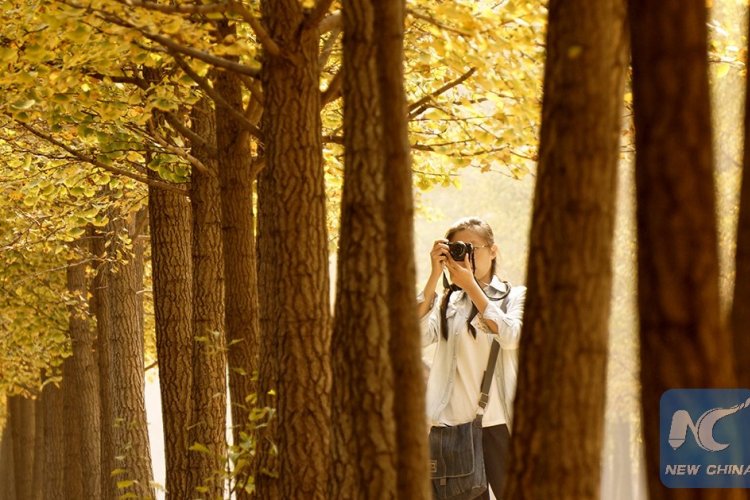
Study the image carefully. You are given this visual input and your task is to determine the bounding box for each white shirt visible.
[419,277,526,429]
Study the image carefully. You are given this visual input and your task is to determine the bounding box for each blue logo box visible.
[660,389,750,488]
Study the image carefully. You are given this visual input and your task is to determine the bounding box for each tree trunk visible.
[187,99,228,498]
[32,397,43,500]
[330,0,397,497]
[41,381,64,500]
[108,212,154,499]
[1,418,15,500]
[10,395,35,500]
[92,228,115,500]
[214,26,260,477]
[731,6,750,389]
[375,1,431,498]
[62,358,83,500]
[628,1,740,499]
[67,239,102,499]
[256,2,332,497]
[504,0,628,498]
[148,171,194,500]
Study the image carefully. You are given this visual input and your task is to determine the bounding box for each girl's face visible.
[449,228,497,283]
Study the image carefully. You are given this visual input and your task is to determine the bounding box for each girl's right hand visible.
[430,239,449,277]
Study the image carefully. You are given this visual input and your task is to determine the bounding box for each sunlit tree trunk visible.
[10,395,35,500]
[108,212,154,499]
[504,0,628,498]
[214,27,260,484]
[376,1,431,497]
[628,1,740,499]
[148,170,194,500]
[256,2,332,497]
[67,238,101,499]
[731,6,750,389]
[330,0,397,497]
[187,99,228,498]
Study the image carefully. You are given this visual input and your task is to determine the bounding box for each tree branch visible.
[408,67,476,119]
[321,69,343,107]
[304,0,336,31]
[318,10,342,35]
[172,53,263,140]
[17,121,188,195]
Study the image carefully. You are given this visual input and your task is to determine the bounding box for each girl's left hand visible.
[445,253,475,290]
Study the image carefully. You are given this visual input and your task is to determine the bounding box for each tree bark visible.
[62,357,83,500]
[213,26,260,478]
[375,1,431,498]
[256,2,332,497]
[148,171,194,500]
[108,212,154,499]
[92,228,115,500]
[731,5,750,390]
[32,397,44,500]
[187,98,228,498]
[10,395,35,500]
[628,1,740,499]
[67,238,102,500]
[41,380,64,500]
[504,0,628,498]
[1,418,15,500]
[330,0,397,497]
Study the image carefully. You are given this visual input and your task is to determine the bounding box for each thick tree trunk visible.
[41,381,64,500]
[504,0,628,498]
[375,1,431,498]
[62,358,83,500]
[256,2,332,497]
[10,395,35,500]
[148,172,194,500]
[187,99,228,498]
[731,6,750,389]
[67,239,102,499]
[92,229,115,500]
[330,0,397,497]
[108,213,154,499]
[214,25,260,472]
[628,1,740,499]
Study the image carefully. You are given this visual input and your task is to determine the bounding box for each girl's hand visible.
[429,239,449,277]
[445,253,475,290]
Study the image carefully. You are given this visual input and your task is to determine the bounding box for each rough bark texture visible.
[330,0,397,497]
[92,229,115,500]
[67,239,102,500]
[41,381,64,500]
[108,213,154,499]
[62,357,83,500]
[732,5,750,390]
[628,1,740,499]
[148,169,194,500]
[187,99,228,498]
[256,2,332,497]
[214,25,260,470]
[504,0,628,498]
[375,1,431,498]
[9,396,35,500]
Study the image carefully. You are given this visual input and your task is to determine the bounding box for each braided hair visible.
[439,218,498,340]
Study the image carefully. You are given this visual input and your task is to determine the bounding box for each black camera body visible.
[448,241,473,261]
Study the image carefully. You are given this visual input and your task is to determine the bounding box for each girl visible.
[418,217,526,500]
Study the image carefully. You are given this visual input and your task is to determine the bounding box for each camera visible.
[448,241,473,261]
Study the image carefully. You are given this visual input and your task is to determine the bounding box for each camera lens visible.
[448,242,471,261]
